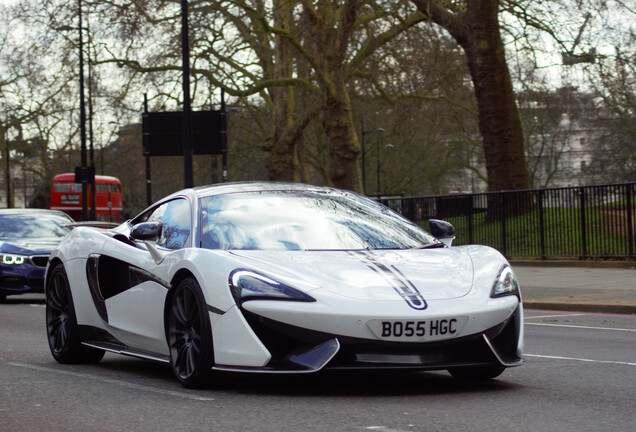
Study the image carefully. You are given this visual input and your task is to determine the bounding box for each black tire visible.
[45,263,105,364]
[448,366,506,381]
[167,277,214,389]
[0,292,6,303]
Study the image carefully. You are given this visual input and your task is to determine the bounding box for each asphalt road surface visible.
[1,294,634,432]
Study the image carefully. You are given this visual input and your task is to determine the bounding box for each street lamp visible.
[3,116,18,208]
[377,143,395,197]
[181,0,194,188]
[56,0,91,220]
[86,21,96,220]
[360,120,384,195]
[214,103,238,184]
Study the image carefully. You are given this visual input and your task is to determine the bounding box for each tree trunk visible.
[321,76,363,191]
[262,131,300,182]
[302,0,363,192]
[263,0,300,182]
[411,0,530,193]
[462,2,529,192]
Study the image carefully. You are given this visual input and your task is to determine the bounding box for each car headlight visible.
[491,266,520,298]
[229,270,315,304]
[0,254,28,265]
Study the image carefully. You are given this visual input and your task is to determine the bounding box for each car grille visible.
[29,256,50,268]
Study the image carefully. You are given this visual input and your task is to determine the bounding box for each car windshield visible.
[0,213,72,240]
[199,190,438,251]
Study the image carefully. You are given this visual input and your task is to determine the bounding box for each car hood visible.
[228,248,474,302]
[0,239,60,255]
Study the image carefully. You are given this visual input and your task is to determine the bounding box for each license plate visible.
[367,316,468,341]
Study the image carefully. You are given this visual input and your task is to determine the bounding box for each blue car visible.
[0,209,73,302]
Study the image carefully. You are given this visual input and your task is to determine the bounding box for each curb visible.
[523,300,636,315]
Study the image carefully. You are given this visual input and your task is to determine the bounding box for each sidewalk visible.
[511,261,636,314]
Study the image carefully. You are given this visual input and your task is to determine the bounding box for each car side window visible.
[147,199,191,250]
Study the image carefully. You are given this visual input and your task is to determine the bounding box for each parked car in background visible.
[0,209,73,302]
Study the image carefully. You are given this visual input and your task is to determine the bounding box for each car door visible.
[92,198,192,356]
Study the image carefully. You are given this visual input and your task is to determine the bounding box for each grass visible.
[417,206,635,259]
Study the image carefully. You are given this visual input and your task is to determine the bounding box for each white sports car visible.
[45,182,523,388]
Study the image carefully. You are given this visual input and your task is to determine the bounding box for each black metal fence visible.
[380,182,636,260]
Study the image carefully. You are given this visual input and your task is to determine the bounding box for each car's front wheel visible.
[45,263,105,364]
[448,366,506,381]
[167,277,214,388]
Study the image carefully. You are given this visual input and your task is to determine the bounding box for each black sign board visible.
[142,111,225,156]
[74,165,95,183]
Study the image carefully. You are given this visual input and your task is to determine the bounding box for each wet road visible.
[1,295,634,432]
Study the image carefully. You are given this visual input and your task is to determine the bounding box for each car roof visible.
[133,182,360,221]
[191,182,346,199]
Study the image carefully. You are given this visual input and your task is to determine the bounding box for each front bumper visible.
[214,301,524,373]
[0,264,46,295]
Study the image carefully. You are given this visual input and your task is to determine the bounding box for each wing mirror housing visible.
[131,220,163,241]
[428,219,456,247]
[130,220,166,264]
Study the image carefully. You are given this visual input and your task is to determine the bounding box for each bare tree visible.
[585,44,636,182]
[69,1,429,192]
[518,87,598,188]
[409,0,529,192]
[349,26,481,195]
[1,2,80,207]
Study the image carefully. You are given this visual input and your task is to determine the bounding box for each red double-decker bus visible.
[50,173,123,222]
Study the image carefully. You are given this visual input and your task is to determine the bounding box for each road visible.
[1,295,634,432]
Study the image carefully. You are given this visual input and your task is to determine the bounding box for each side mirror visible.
[131,220,166,264]
[428,219,455,247]
[131,220,162,242]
